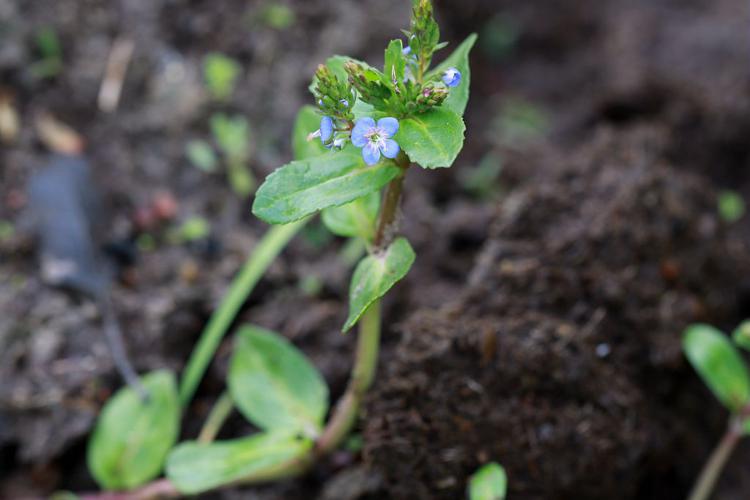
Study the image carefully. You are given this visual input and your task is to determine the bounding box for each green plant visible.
[203,53,241,101]
[682,323,750,500]
[469,462,508,500]
[30,27,63,79]
[84,1,475,497]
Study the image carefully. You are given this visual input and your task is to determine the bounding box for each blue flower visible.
[351,117,400,165]
[320,116,334,143]
[340,99,349,107]
[442,67,462,87]
[402,46,412,56]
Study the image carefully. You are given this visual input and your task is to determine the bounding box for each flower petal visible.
[380,139,400,159]
[320,116,334,142]
[351,117,375,147]
[362,143,381,165]
[377,117,399,138]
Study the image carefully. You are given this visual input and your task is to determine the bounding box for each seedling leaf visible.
[228,326,329,434]
[87,370,180,490]
[683,324,750,412]
[166,432,311,494]
[469,462,508,500]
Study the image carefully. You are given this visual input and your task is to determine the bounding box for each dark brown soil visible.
[364,126,750,499]
[2,0,750,498]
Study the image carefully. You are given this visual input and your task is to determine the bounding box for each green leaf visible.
[732,320,750,352]
[309,56,375,119]
[344,237,415,332]
[683,324,750,412]
[293,105,328,161]
[384,39,406,83]
[252,148,399,224]
[87,370,180,490]
[469,462,508,500]
[321,191,380,241]
[397,107,466,169]
[228,326,329,434]
[428,33,477,116]
[166,432,311,494]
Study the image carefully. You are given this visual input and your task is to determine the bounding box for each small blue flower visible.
[320,116,334,143]
[351,117,400,165]
[442,67,462,87]
[340,99,349,108]
[402,46,411,56]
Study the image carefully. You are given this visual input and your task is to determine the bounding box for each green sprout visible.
[84,2,476,497]
[469,462,508,500]
[718,190,745,223]
[682,323,750,500]
[30,27,63,79]
[167,216,212,245]
[259,3,296,30]
[203,53,241,101]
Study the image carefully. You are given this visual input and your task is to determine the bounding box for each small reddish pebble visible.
[152,191,179,221]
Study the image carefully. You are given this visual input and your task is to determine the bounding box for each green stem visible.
[179,218,308,406]
[197,391,234,444]
[314,299,381,456]
[687,422,742,500]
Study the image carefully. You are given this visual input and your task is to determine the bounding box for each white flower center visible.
[365,127,387,149]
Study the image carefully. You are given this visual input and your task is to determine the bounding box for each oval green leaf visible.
[396,108,466,169]
[683,324,750,412]
[469,462,507,500]
[229,325,329,434]
[252,148,399,224]
[732,320,750,352]
[428,33,477,116]
[292,105,328,161]
[343,237,415,332]
[166,432,311,494]
[87,370,180,490]
[321,191,380,241]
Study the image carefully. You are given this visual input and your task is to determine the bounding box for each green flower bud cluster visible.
[313,64,355,122]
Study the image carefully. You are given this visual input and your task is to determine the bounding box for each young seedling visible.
[682,323,750,500]
[30,27,63,79]
[469,462,508,500]
[84,2,475,497]
[203,53,241,102]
